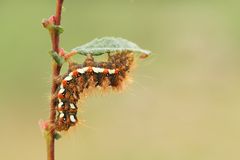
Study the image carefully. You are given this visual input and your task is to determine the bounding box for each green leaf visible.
[53,25,64,34]
[72,37,151,56]
[54,132,62,140]
[49,51,65,66]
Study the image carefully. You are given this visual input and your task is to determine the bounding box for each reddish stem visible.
[64,50,78,59]
[47,1,64,160]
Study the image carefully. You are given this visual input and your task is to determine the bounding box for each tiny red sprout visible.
[59,48,65,56]
[38,119,49,132]
[42,16,56,29]
[48,15,56,24]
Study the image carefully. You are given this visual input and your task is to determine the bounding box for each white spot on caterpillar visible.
[98,68,104,73]
[59,112,64,118]
[109,69,115,74]
[69,72,74,76]
[59,88,65,94]
[70,103,76,109]
[70,115,76,123]
[60,84,64,89]
[64,76,72,81]
[92,67,99,73]
[83,67,89,72]
[77,68,85,74]
[58,102,64,108]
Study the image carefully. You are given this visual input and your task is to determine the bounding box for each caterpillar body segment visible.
[55,52,134,131]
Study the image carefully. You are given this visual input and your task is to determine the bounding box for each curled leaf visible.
[72,37,151,57]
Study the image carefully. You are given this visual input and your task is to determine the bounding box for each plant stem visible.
[47,1,64,160]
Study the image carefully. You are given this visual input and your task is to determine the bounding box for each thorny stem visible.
[44,1,64,160]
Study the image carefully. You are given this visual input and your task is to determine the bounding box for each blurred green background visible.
[0,0,240,160]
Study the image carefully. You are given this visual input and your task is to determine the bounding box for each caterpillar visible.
[54,52,134,131]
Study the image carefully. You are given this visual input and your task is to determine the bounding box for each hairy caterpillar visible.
[54,52,134,131]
